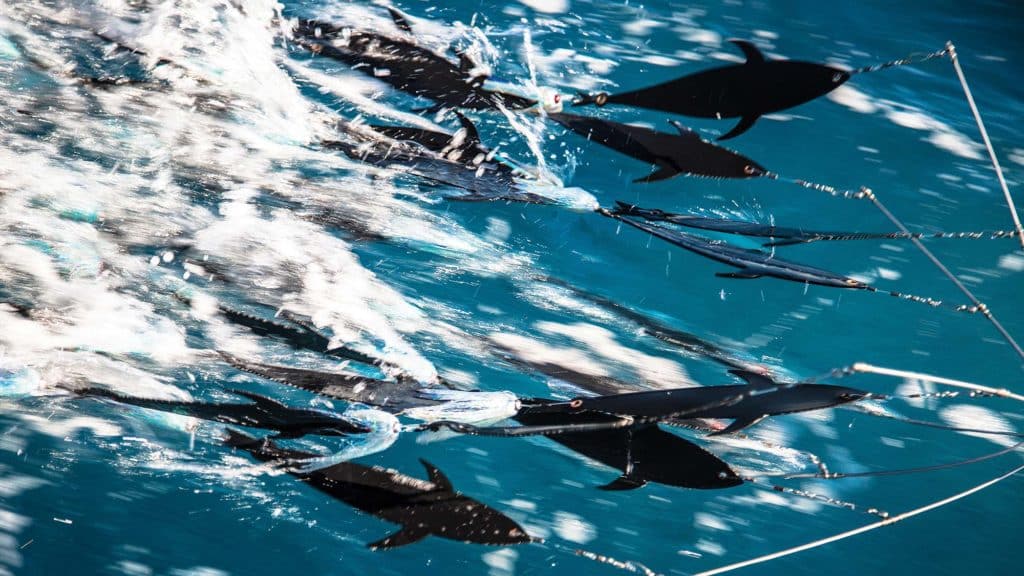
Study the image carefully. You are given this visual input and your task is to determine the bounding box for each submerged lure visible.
[66,384,371,438]
[291,8,546,112]
[323,116,551,204]
[550,113,765,182]
[612,202,1020,246]
[612,202,901,246]
[209,301,388,368]
[224,429,534,549]
[574,39,947,140]
[218,352,743,490]
[602,208,870,288]
[523,369,870,436]
[602,207,977,310]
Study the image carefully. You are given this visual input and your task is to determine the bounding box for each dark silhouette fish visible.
[322,117,551,204]
[574,39,850,140]
[603,209,871,289]
[291,9,537,111]
[204,301,387,368]
[613,202,903,246]
[66,385,370,439]
[549,113,765,182]
[369,112,495,168]
[527,370,870,436]
[514,403,743,490]
[223,430,533,549]
[218,352,438,413]
[220,354,740,490]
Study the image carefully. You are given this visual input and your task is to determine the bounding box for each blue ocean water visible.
[0,1,1022,575]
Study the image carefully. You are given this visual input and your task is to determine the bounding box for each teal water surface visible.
[0,1,1022,575]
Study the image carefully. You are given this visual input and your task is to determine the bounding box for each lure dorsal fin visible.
[420,459,455,492]
[452,111,482,148]
[226,388,287,408]
[386,7,414,34]
[730,39,766,64]
[367,526,430,550]
[457,50,475,73]
[667,119,701,140]
[728,369,777,389]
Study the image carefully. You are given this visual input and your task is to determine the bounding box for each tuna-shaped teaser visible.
[224,430,534,549]
[574,39,948,140]
[291,7,546,112]
[549,113,766,182]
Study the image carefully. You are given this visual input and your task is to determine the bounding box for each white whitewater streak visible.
[534,321,691,388]
[939,404,1020,448]
[489,332,613,379]
[495,28,552,176]
[0,2,439,387]
[194,190,438,381]
[0,0,686,445]
[828,85,983,159]
[518,0,571,14]
[283,60,444,131]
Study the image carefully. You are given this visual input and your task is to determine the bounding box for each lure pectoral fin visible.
[367,526,431,550]
[728,369,777,389]
[708,415,768,436]
[716,270,763,279]
[635,163,680,183]
[718,115,760,141]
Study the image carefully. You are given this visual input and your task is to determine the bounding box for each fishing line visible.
[739,476,890,519]
[946,42,1024,251]
[556,544,660,576]
[844,405,1024,439]
[847,46,950,75]
[761,68,1024,361]
[849,187,1021,359]
[689,462,1024,576]
[762,229,1020,247]
[835,362,1024,403]
[777,439,1024,481]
